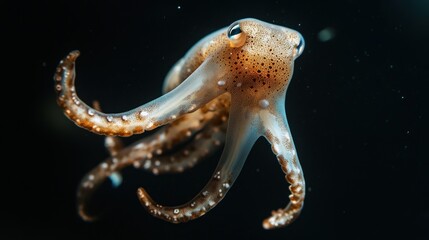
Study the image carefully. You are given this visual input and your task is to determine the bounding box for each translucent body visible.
[55,18,305,229]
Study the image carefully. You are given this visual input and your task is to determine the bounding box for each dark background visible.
[6,0,428,239]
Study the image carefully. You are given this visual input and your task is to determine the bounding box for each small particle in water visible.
[177,5,181,9]
[109,172,123,188]
[318,27,336,42]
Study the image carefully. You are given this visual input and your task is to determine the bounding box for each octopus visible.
[54,18,305,229]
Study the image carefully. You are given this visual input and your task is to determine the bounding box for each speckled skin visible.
[55,18,305,229]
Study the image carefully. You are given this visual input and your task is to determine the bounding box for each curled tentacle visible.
[137,119,227,175]
[136,95,230,175]
[77,130,162,221]
[77,97,230,221]
[54,51,226,137]
[260,106,305,229]
[137,103,259,223]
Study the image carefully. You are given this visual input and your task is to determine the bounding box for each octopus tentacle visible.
[136,95,230,175]
[260,106,305,229]
[138,119,227,175]
[162,58,185,94]
[76,128,198,221]
[77,99,230,221]
[54,51,226,137]
[137,103,259,223]
[92,101,124,156]
[77,122,227,221]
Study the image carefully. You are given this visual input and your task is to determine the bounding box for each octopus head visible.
[218,18,305,101]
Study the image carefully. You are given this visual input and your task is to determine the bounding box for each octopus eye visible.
[227,21,246,48]
[294,35,305,58]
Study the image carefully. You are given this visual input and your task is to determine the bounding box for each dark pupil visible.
[230,25,241,36]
